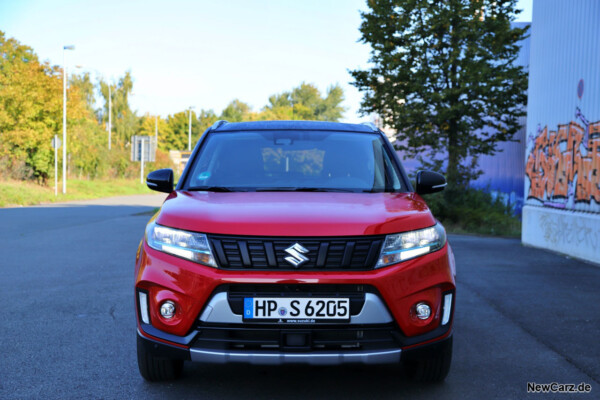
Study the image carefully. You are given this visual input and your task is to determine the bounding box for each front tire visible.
[137,335,184,381]
[402,336,452,382]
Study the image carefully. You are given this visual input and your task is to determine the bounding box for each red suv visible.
[136,120,456,382]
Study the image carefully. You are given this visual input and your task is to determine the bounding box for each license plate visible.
[243,297,350,323]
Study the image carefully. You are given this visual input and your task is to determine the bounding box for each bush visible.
[424,186,521,237]
[0,156,34,181]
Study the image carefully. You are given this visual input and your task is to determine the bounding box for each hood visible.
[156,191,435,237]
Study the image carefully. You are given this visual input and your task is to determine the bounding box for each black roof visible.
[212,120,378,133]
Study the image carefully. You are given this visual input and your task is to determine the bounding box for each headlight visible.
[146,222,217,268]
[376,223,446,268]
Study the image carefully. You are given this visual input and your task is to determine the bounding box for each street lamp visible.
[187,106,194,151]
[62,45,75,194]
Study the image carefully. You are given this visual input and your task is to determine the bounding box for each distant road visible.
[30,193,167,207]
[0,195,598,399]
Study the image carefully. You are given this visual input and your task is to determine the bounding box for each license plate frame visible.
[243,297,351,323]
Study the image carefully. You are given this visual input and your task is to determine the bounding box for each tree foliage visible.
[70,72,95,114]
[221,100,251,122]
[262,82,345,121]
[0,31,348,184]
[164,110,200,151]
[68,76,109,179]
[0,31,88,181]
[196,109,219,135]
[351,0,528,188]
[0,32,166,182]
[139,114,170,151]
[99,71,138,147]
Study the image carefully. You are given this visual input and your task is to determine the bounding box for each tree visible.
[196,109,219,137]
[262,92,294,120]
[70,72,95,115]
[0,31,105,182]
[99,71,138,147]
[221,99,251,122]
[138,114,171,151]
[262,83,345,121]
[68,74,109,179]
[165,110,204,151]
[0,31,64,181]
[350,0,528,188]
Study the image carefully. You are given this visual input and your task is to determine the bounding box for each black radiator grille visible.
[207,235,384,270]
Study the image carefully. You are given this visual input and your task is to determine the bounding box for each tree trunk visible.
[446,120,460,190]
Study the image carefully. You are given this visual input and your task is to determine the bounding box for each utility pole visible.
[62,45,75,194]
[53,135,59,196]
[108,84,112,150]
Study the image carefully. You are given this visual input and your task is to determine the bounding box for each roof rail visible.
[211,120,229,130]
[360,122,378,131]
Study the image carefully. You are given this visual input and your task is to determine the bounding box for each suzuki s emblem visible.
[284,243,309,268]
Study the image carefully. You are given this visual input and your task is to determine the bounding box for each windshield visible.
[184,130,404,192]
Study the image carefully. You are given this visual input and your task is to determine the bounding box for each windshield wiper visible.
[255,187,356,193]
[186,186,234,192]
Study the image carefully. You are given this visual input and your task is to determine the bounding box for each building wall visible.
[522,0,600,263]
[168,150,192,176]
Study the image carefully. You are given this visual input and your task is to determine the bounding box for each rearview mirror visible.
[415,170,446,195]
[146,169,174,193]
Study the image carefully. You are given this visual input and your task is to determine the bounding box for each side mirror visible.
[146,169,174,193]
[415,170,446,195]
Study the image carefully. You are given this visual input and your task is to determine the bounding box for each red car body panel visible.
[136,191,455,344]
[156,191,436,236]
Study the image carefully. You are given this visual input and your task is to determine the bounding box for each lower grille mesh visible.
[193,324,400,352]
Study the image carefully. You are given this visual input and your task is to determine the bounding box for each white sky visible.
[0,0,533,122]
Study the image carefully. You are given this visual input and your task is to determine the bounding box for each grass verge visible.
[0,179,152,207]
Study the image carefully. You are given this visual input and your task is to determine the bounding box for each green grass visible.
[0,179,152,207]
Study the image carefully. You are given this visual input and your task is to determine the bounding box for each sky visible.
[0,0,532,122]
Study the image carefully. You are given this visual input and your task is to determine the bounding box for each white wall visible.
[522,206,600,263]
[522,0,600,263]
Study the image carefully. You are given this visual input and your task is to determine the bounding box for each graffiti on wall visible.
[525,107,600,208]
[539,211,600,250]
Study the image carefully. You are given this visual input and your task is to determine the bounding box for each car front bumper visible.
[136,328,453,366]
[135,240,455,364]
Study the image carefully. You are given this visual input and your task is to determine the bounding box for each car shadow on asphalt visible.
[178,362,438,399]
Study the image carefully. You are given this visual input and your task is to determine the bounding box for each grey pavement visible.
[0,195,597,399]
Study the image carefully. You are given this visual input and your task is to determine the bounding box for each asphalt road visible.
[0,195,598,399]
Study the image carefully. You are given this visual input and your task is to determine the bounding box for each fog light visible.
[160,301,176,319]
[138,291,150,324]
[415,302,431,320]
[441,293,453,325]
